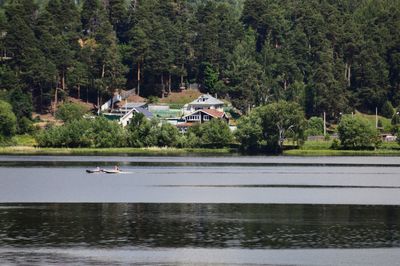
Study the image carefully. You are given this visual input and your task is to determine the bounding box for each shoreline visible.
[283,149,400,156]
[0,146,233,156]
[1,146,400,156]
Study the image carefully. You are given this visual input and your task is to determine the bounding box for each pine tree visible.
[107,0,128,39]
[81,0,127,109]
[225,31,270,112]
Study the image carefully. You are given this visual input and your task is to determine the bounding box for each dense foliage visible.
[236,101,306,152]
[35,112,236,149]
[2,0,400,153]
[305,117,324,137]
[36,117,127,148]
[188,119,234,148]
[0,100,16,137]
[55,102,87,122]
[1,0,400,118]
[337,115,380,149]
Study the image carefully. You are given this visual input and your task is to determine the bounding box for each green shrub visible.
[12,134,37,146]
[175,132,199,148]
[337,115,380,149]
[235,115,263,151]
[188,119,233,148]
[0,100,17,137]
[17,117,35,134]
[147,96,159,104]
[305,116,324,136]
[157,123,180,147]
[236,101,306,152]
[55,102,87,122]
[127,113,158,147]
[36,117,126,148]
[89,117,127,147]
[330,139,340,149]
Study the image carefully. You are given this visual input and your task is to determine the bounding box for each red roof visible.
[200,109,225,118]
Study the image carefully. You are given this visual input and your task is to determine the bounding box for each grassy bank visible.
[284,140,400,156]
[284,149,400,156]
[3,137,400,156]
[0,146,233,156]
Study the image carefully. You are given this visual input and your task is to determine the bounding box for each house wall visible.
[185,111,228,124]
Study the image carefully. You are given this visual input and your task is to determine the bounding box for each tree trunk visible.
[97,87,100,115]
[40,87,43,114]
[77,84,81,100]
[99,64,105,114]
[86,87,89,104]
[180,63,184,88]
[161,74,165,98]
[61,71,65,91]
[347,63,351,87]
[54,87,58,114]
[168,73,172,94]
[101,64,105,79]
[137,62,141,96]
[345,63,351,87]
[278,128,284,148]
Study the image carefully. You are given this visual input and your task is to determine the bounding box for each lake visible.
[0,155,400,265]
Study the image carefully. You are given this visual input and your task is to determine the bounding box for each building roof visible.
[201,109,226,118]
[121,102,148,109]
[183,109,227,119]
[134,107,153,118]
[189,94,224,106]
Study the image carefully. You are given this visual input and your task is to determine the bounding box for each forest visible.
[0,0,400,122]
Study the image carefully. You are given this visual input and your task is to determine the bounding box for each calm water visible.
[1,155,400,265]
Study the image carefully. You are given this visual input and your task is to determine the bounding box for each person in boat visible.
[96,166,100,171]
[114,165,120,171]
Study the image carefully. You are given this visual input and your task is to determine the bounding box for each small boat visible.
[101,169,121,174]
[86,168,102,173]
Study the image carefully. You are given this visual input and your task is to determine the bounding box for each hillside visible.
[1,0,400,120]
[159,89,202,107]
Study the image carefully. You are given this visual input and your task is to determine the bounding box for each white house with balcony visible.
[182,94,224,115]
[176,109,229,133]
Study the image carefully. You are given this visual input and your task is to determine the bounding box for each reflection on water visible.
[1,156,400,265]
[2,155,400,166]
[0,203,399,249]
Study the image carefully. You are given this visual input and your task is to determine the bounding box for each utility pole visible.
[323,112,326,136]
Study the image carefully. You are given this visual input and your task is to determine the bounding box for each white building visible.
[182,94,224,115]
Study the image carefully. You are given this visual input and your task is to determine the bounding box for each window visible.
[187,115,200,121]
[203,115,210,121]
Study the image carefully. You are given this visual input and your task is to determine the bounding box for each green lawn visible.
[11,134,37,146]
[284,139,400,156]
[297,140,333,150]
[354,111,392,132]
[284,148,400,156]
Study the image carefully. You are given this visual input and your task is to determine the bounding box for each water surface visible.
[1,155,400,265]
[1,164,400,204]
[0,203,399,265]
